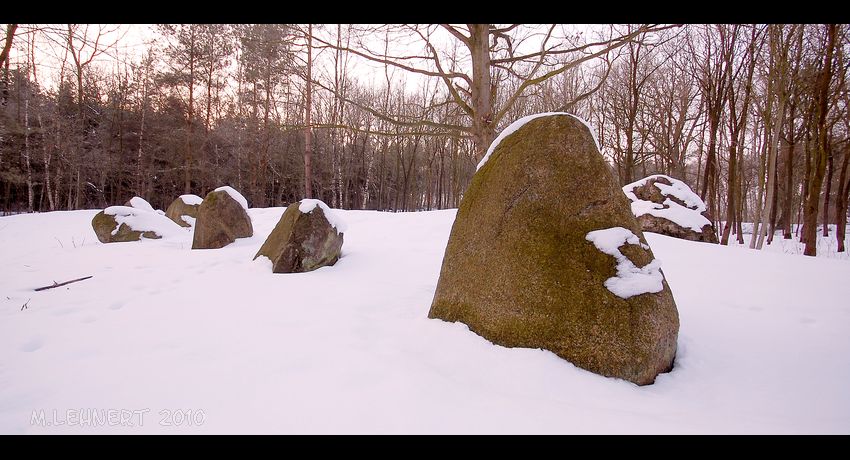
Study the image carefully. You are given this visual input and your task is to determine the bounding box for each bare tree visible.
[690,24,734,227]
[801,24,839,257]
[720,25,762,246]
[311,24,675,160]
[754,25,795,249]
[61,24,120,207]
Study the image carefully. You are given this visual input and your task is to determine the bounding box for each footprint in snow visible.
[51,307,80,316]
[19,337,44,352]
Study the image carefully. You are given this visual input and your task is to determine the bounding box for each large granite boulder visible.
[165,194,203,227]
[191,186,253,249]
[254,199,345,273]
[623,175,718,243]
[92,206,181,243]
[428,113,679,386]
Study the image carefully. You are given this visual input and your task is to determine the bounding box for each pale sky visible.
[8,24,609,94]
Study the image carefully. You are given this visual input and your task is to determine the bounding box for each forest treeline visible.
[1,24,848,255]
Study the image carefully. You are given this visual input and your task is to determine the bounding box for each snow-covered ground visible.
[725,223,850,261]
[1,208,848,434]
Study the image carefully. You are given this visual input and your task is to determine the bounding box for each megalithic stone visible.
[165,194,203,227]
[192,187,253,250]
[623,175,719,243]
[428,113,679,385]
[254,199,345,273]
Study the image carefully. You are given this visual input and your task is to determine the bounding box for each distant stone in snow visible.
[623,175,718,244]
[213,186,249,211]
[165,194,202,228]
[429,113,679,386]
[92,205,182,243]
[254,199,344,273]
[192,188,254,249]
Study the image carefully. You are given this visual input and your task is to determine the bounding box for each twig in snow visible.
[21,298,30,310]
[55,237,64,248]
[34,276,93,292]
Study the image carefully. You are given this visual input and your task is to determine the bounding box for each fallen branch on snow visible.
[34,276,93,292]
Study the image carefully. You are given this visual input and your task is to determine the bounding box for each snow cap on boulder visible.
[191,187,254,249]
[254,199,344,273]
[124,196,156,213]
[623,175,718,243]
[428,113,679,386]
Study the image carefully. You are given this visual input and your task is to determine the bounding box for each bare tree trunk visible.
[757,141,778,250]
[701,115,720,224]
[735,145,746,245]
[0,24,16,67]
[0,24,17,106]
[750,118,769,248]
[802,25,837,257]
[24,98,34,212]
[303,24,313,199]
[37,114,55,211]
[136,83,147,196]
[721,140,739,245]
[767,164,780,245]
[469,24,495,161]
[184,28,196,194]
[836,148,850,252]
[783,121,795,239]
[822,142,834,237]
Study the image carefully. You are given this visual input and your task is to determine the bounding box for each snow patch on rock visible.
[299,199,347,234]
[179,194,203,206]
[585,226,664,299]
[213,186,249,211]
[127,197,155,213]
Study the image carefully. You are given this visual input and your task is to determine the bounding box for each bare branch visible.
[495,26,657,126]
[491,24,680,65]
[440,24,470,47]
[311,78,470,134]
[310,32,471,83]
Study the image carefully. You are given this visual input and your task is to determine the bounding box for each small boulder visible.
[191,186,253,249]
[254,199,345,273]
[623,175,718,243]
[92,206,181,243]
[165,194,203,227]
[428,113,679,386]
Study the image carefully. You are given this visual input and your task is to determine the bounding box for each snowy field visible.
[1,208,849,434]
